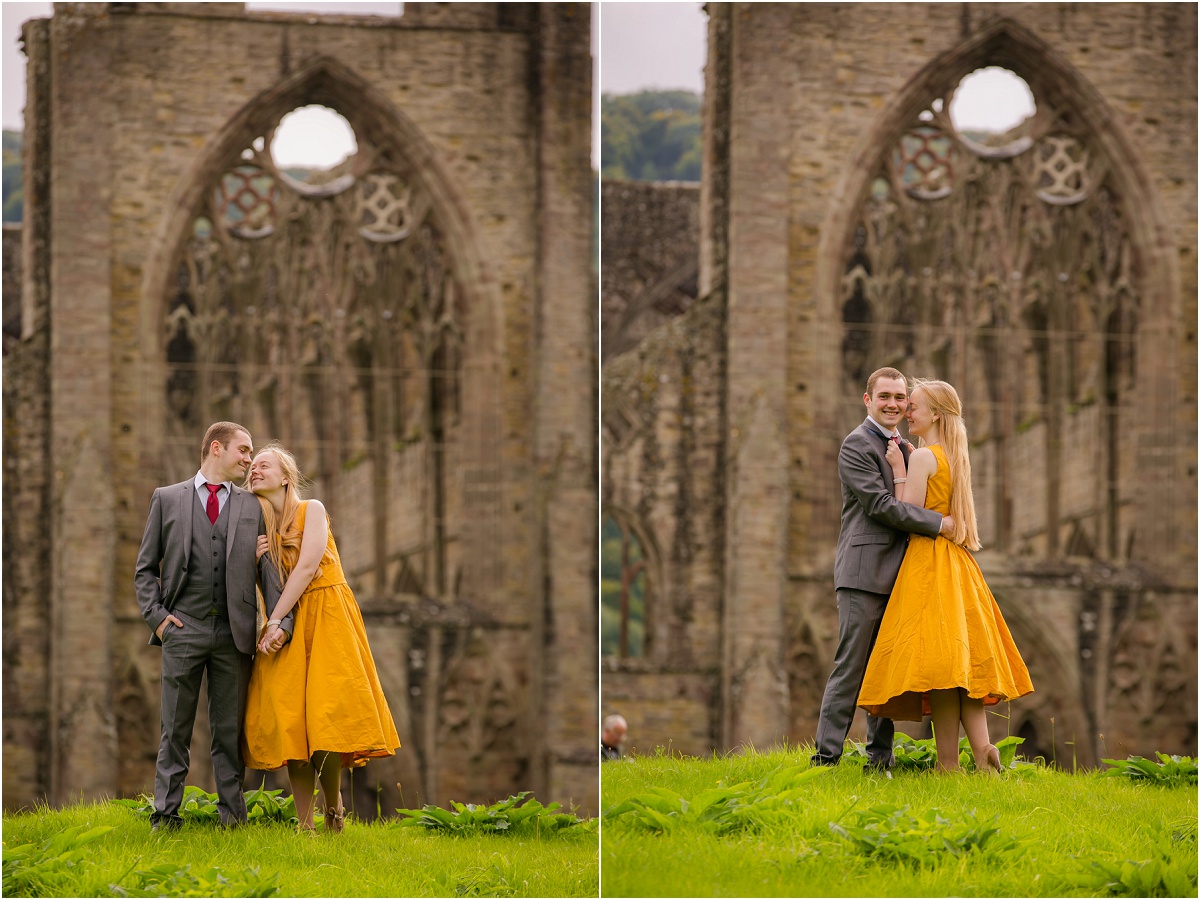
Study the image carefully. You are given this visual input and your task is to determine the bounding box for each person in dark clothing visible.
[601,714,627,761]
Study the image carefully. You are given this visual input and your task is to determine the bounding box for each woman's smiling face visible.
[248,450,287,494]
[905,388,937,437]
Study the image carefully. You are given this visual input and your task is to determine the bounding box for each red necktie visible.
[205,483,221,524]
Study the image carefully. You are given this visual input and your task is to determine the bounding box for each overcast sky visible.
[600,2,705,94]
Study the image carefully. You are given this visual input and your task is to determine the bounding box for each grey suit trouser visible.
[811,587,895,766]
[153,609,253,827]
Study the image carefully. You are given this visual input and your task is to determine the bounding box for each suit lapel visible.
[226,487,242,557]
[864,419,913,464]
[863,419,887,441]
[179,482,194,568]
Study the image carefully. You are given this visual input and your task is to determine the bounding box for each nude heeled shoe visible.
[978,743,1003,775]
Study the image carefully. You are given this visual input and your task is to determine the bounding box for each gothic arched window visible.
[163,88,472,601]
[837,56,1143,562]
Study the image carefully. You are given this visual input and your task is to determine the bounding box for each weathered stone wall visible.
[3,14,54,809]
[4,1,596,815]
[2,226,20,347]
[601,289,725,754]
[600,180,699,362]
[603,2,1196,763]
[777,2,1195,766]
[2,219,53,806]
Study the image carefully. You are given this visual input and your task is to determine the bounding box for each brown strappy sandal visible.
[323,806,345,834]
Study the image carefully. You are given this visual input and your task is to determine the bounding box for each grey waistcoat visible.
[172,490,230,619]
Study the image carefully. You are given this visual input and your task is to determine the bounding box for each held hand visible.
[939,514,956,537]
[885,439,905,475]
[258,624,286,655]
[256,535,269,561]
[155,614,183,639]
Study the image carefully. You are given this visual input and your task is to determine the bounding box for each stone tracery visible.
[165,113,468,605]
[839,71,1140,559]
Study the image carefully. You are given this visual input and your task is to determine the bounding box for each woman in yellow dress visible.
[242,443,401,831]
[857,380,1033,773]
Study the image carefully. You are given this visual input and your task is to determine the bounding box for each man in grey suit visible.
[811,367,955,770]
[135,421,292,830]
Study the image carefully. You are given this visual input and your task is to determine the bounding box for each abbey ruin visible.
[602,2,1196,766]
[4,1,596,815]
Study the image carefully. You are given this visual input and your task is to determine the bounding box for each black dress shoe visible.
[150,818,182,833]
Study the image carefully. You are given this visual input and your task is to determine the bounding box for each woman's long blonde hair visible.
[247,443,320,587]
[912,380,981,551]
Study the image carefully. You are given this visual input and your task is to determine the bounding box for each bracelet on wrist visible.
[267,619,282,627]
[894,478,907,483]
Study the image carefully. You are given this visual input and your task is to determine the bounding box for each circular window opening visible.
[949,67,1036,141]
[270,105,358,183]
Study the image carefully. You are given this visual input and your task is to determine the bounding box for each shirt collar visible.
[194,471,231,492]
[866,415,900,439]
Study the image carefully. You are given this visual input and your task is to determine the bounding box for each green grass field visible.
[2,798,597,897]
[600,745,1197,898]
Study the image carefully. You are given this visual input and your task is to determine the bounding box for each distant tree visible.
[601,91,701,183]
[3,130,23,223]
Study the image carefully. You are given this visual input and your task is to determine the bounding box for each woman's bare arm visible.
[265,500,328,624]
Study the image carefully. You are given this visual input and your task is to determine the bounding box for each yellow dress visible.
[858,445,1033,721]
[244,501,401,770]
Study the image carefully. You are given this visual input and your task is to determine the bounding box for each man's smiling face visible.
[864,376,908,430]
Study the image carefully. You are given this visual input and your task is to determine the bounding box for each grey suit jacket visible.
[135,480,291,656]
[833,419,944,594]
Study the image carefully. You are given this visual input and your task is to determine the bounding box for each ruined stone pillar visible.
[531,3,597,813]
[700,2,732,298]
[718,5,791,750]
[47,4,119,802]
[1,18,54,811]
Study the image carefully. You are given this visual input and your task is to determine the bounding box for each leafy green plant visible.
[1062,819,1197,897]
[843,733,1028,772]
[242,785,300,824]
[2,797,595,897]
[1064,857,1198,897]
[602,744,1197,898]
[113,784,300,825]
[394,792,582,834]
[1099,753,1198,786]
[602,764,830,834]
[2,823,115,897]
[110,862,281,898]
[828,804,1028,866]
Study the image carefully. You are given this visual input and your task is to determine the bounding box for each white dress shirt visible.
[193,471,232,515]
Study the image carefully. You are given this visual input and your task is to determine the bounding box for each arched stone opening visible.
[133,56,506,812]
[144,55,502,596]
[815,18,1178,565]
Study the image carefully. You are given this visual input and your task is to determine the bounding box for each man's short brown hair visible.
[200,422,250,463]
[865,367,907,398]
